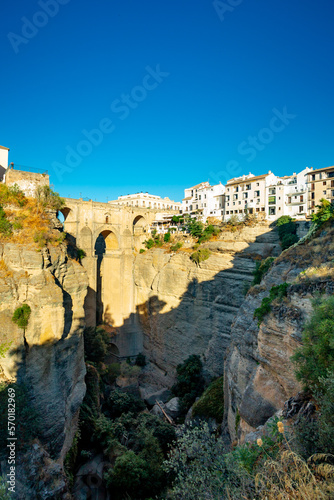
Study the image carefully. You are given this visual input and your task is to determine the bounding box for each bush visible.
[276,215,298,250]
[291,295,334,392]
[190,248,211,264]
[77,248,86,261]
[84,327,110,363]
[252,257,275,285]
[144,238,155,249]
[254,283,289,325]
[172,355,205,416]
[281,233,299,250]
[186,218,204,238]
[171,242,182,252]
[312,198,334,227]
[0,184,27,207]
[36,185,65,211]
[139,248,145,253]
[105,389,145,419]
[12,304,31,329]
[0,206,12,236]
[164,232,171,242]
[192,377,224,423]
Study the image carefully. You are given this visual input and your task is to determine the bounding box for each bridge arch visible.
[133,215,148,235]
[57,207,72,223]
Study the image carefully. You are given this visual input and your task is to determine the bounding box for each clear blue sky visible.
[1,0,333,202]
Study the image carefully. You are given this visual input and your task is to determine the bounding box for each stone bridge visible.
[61,198,177,358]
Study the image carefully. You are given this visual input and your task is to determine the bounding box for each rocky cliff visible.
[0,241,88,496]
[134,224,280,386]
[225,223,334,442]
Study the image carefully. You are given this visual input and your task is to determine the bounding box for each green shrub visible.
[105,389,145,419]
[192,377,224,423]
[101,363,120,385]
[144,238,155,249]
[276,215,298,250]
[83,327,110,363]
[171,242,182,252]
[252,257,275,285]
[186,218,204,238]
[190,248,211,264]
[0,206,12,236]
[172,355,205,416]
[36,185,65,211]
[77,248,86,261]
[312,198,334,227]
[281,233,299,250]
[12,304,31,329]
[254,283,289,325]
[164,232,171,242]
[276,215,293,227]
[139,248,145,253]
[291,295,334,392]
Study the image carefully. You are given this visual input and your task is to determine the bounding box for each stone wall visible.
[4,168,49,197]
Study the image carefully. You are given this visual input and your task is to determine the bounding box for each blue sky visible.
[1,0,333,202]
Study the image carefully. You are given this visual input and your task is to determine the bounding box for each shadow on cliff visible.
[100,226,281,380]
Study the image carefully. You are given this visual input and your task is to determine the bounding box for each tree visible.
[312,198,334,227]
[12,304,31,330]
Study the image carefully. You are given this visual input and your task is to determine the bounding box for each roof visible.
[226,173,269,186]
[182,197,192,201]
[186,182,210,190]
[0,145,10,151]
[306,165,334,175]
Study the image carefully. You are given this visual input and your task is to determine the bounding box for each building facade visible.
[306,166,334,215]
[0,145,9,181]
[109,192,181,211]
[182,182,225,221]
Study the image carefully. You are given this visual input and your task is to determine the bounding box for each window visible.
[246,184,251,190]
[256,208,260,212]
[233,194,238,200]
[332,190,334,198]
[256,183,259,186]
[239,201,241,205]
[244,192,248,199]
[235,187,239,192]
[323,181,327,186]
[312,175,315,181]
[268,196,276,205]
[226,211,229,215]
[311,183,315,190]
[254,190,260,197]
[269,207,276,215]
[300,195,303,202]
[323,191,327,195]
[311,193,315,199]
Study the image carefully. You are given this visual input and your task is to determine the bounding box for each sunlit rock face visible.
[225,224,334,443]
[0,242,88,460]
[133,225,280,387]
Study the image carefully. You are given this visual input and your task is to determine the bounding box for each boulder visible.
[144,388,172,407]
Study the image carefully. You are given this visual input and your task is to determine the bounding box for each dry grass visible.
[0,259,13,277]
[256,451,334,499]
[1,198,64,249]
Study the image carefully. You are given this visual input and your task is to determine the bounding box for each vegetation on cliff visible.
[0,183,65,248]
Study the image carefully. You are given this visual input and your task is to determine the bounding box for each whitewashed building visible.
[182,181,225,221]
[0,145,9,181]
[109,192,181,211]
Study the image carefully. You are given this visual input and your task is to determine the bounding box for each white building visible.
[182,181,225,221]
[265,167,311,221]
[109,192,181,211]
[0,145,9,181]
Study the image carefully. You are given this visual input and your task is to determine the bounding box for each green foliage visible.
[164,232,171,242]
[164,422,255,500]
[190,248,211,264]
[252,257,275,285]
[291,295,334,392]
[0,383,40,456]
[170,242,183,251]
[198,224,220,244]
[312,198,334,227]
[144,237,155,249]
[235,408,240,434]
[0,475,12,499]
[139,248,145,253]
[0,206,12,236]
[83,327,110,363]
[186,217,204,238]
[276,215,298,250]
[12,304,31,329]
[0,341,12,358]
[254,283,289,325]
[135,352,146,367]
[64,429,81,488]
[192,377,224,423]
[0,183,27,207]
[36,185,65,211]
[172,215,184,224]
[101,363,120,385]
[104,389,145,419]
[276,215,294,227]
[77,248,86,261]
[172,355,205,416]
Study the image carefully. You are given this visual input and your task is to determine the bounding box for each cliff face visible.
[134,225,280,386]
[0,242,88,460]
[225,223,334,442]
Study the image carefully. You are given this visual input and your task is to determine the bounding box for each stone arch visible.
[57,207,71,223]
[80,226,92,252]
[95,229,120,254]
[133,215,147,235]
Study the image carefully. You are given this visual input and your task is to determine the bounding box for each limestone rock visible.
[144,388,172,406]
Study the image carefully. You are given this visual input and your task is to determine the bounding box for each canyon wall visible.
[225,223,334,442]
[133,224,280,386]
[0,242,88,496]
